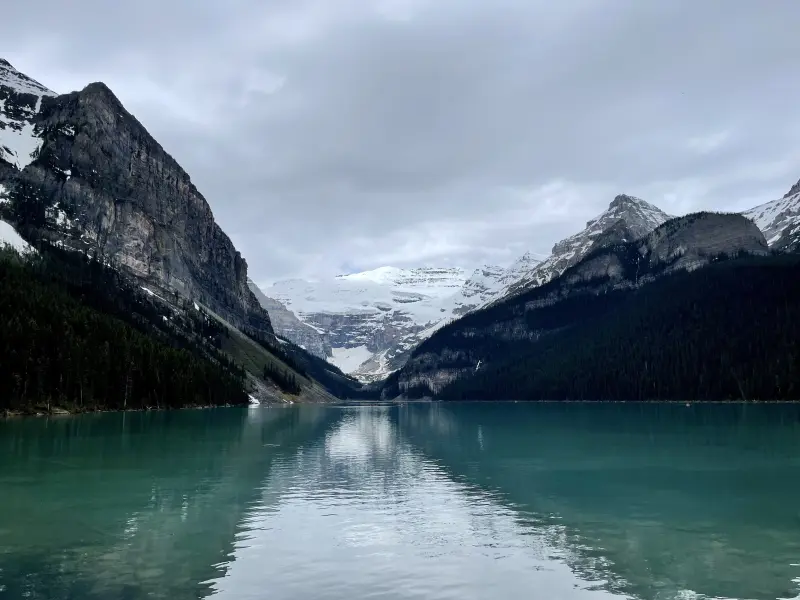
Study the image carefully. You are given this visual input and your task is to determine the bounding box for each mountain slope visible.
[248,278,330,358]
[0,60,271,338]
[385,212,768,398]
[0,60,363,403]
[744,177,800,251]
[436,254,800,401]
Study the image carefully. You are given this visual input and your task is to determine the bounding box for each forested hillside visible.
[388,254,800,401]
[0,245,250,414]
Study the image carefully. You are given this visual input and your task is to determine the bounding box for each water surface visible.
[1,403,799,600]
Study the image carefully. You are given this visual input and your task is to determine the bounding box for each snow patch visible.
[0,95,46,169]
[744,191,800,246]
[329,346,373,373]
[0,219,32,253]
[140,286,167,303]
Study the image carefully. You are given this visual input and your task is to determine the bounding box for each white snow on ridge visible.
[270,266,469,325]
[0,60,55,97]
[0,219,31,253]
[744,189,800,245]
[329,345,373,373]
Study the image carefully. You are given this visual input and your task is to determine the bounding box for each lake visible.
[1,403,799,600]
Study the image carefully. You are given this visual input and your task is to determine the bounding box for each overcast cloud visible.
[3,0,800,284]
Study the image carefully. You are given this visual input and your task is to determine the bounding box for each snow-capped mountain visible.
[744,177,800,252]
[0,59,56,174]
[263,267,469,381]
[493,194,673,301]
[259,195,673,382]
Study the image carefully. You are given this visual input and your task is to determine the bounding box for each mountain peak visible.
[783,177,800,199]
[609,193,645,208]
[0,58,55,97]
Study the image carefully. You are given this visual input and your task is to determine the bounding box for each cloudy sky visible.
[4,0,800,284]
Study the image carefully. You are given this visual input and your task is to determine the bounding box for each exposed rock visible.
[1,63,271,336]
[248,278,330,358]
[492,194,672,302]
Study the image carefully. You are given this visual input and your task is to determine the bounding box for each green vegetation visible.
[393,255,800,402]
[0,245,248,414]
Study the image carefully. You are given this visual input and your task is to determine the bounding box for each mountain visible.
[0,59,365,406]
[385,212,769,399]
[0,58,271,338]
[247,278,330,358]
[744,177,800,252]
[257,195,671,382]
[493,194,673,302]
[263,266,469,381]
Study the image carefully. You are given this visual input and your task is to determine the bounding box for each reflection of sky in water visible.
[2,404,800,600]
[210,408,627,599]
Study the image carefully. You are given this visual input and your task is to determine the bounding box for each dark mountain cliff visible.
[2,73,271,336]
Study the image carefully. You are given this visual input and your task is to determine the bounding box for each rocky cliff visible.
[0,60,271,336]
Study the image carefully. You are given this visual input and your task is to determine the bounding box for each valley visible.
[3,56,800,407]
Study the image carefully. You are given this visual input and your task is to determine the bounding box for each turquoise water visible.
[1,403,799,599]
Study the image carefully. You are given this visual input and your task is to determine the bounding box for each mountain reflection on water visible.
[1,403,799,600]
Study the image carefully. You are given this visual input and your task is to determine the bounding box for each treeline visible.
[249,331,367,399]
[263,362,301,395]
[0,245,248,414]
[424,255,800,401]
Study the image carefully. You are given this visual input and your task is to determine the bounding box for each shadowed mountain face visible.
[0,59,271,336]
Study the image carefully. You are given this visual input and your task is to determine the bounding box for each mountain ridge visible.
[385,211,769,398]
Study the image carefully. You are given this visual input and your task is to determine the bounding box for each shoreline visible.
[7,397,800,419]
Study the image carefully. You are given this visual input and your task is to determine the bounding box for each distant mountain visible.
[385,212,770,400]
[263,266,469,381]
[258,195,673,381]
[744,177,800,252]
[247,278,330,359]
[0,58,271,337]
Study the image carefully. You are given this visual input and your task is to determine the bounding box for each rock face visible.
[248,278,330,358]
[0,60,271,336]
[744,177,800,251]
[494,194,672,301]
[388,212,768,398]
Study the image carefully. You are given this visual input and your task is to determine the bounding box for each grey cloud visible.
[3,0,800,281]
